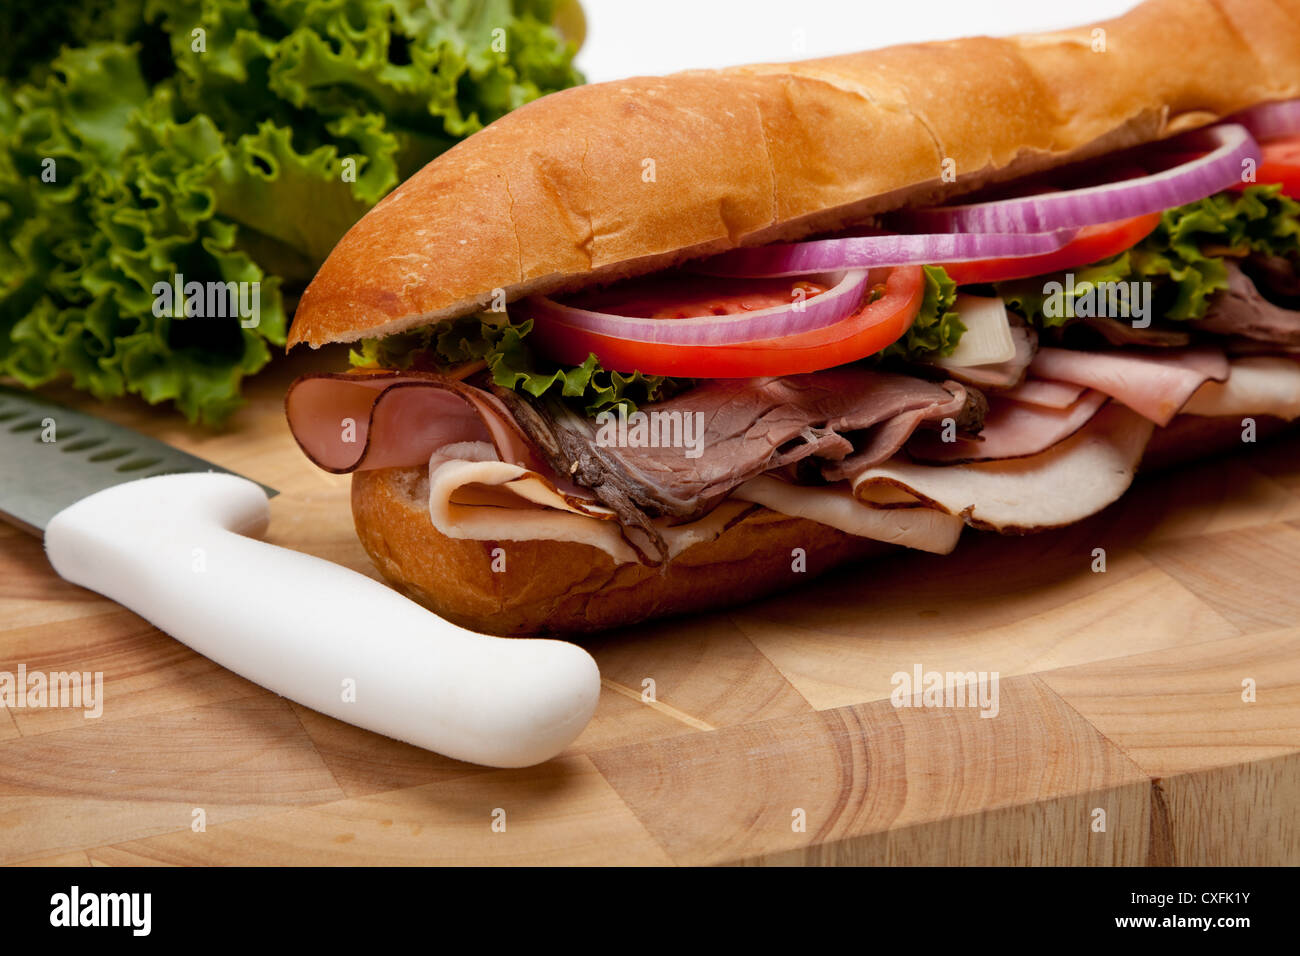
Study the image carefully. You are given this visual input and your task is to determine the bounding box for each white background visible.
[574,0,1142,83]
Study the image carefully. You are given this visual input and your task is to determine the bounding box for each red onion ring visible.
[523,270,871,347]
[1231,97,1300,143]
[690,228,1077,278]
[900,122,1259,234]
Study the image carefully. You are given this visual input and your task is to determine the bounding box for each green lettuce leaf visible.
[883,264,965,360]
[998,185,1300,325]
[998,254,1135,328]
[350,312,683,416]
[0,0,583,425]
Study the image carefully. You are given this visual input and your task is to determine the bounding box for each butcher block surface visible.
[2,350,1299,866]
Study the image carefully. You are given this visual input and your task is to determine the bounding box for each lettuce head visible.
[0,0,584,424]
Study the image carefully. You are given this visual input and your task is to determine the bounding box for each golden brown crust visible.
[351,415,1296,636]
[289,0,1300,349]
[350,466,890,636]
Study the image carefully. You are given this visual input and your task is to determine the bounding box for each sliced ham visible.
[1194,262,1300,346]
[850,404,1155,533]
[1029,346,1229,426]
[998,378,1088,409]
[285,370,538,473]
[905,390,1109,464]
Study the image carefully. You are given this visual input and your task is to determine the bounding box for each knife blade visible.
[0,385,276,535]
[0,386,599,767]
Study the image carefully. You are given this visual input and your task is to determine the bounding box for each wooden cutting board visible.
[2,350,1298,866]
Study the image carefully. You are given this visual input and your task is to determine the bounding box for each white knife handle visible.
[43,473,600,768]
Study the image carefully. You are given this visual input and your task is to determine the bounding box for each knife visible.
[0,386,599,767]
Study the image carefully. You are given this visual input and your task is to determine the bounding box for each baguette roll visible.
[288,0,1300,349]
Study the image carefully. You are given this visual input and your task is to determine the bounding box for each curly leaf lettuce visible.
[998,185,1300,325]
[0,0,583,424]
[350,312,682,416]
[884,265,965,360]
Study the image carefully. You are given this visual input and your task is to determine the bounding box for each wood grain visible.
[1,350,1298,865]
[1139,525,1300,633]
[581,615,815,731]
[7,851,94,867]
[0,697,346,865]
[590,676,1151,865]
[1155,755,1300,866]
[730,525,1240,711]
[83,756,672,866]
[0,706,18,743]
[0,608,262,736]
[1038,629,1300,775]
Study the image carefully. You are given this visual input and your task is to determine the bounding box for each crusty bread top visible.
[288,0,1300,349]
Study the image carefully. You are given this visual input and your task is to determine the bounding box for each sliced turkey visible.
[906,390,1109,464]
[1181,355,1300,419]
[850,404,1155,533]
[733,476,964,554]
[427,441,758,565]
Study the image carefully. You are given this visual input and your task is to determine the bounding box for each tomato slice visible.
[941,213,1161,286]
[565,273,829,318]
[528,266,926,377]
[1229,135,1300,198]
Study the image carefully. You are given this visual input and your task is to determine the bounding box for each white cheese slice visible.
[933,295,1017,368]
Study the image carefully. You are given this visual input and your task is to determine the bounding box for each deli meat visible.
[1194,262,1300,346]
[285,370,539,473]
[492,368,980,536]
[851,403,1156,534]
[818,382,976,481]
[998,378,1088,408]
[1078,317,1191,348]
[1029,345,1229,426]
[1244,253,1300,301]
[906,390,1108,464]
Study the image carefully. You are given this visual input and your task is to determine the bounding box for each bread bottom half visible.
[351,415,1294,636]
